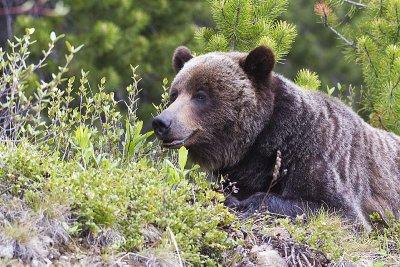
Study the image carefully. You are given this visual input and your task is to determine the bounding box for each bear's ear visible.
[241,46,275,83]
[172,46,193,73]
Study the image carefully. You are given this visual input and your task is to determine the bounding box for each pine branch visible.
[230,5,241,51]
[395,5,400,43]
[362,44,379,78]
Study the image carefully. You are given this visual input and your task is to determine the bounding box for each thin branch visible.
[321,11,356,49]
[362,44,379,78]
[269,150,282,193]
[395,5,400,43]
[378,115,388,131]
[327,24,356,48]
[343,0,367,8]
[229,5,241,51]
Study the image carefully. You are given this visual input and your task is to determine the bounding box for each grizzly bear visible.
[152,45,400,229]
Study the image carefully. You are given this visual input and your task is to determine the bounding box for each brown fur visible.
[153,46,400,229]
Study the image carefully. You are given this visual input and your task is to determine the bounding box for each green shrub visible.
[0,30,235,266]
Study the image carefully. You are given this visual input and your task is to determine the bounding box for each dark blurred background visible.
[0,0,362,124]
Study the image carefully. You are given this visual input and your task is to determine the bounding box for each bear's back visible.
[275,76,400,221]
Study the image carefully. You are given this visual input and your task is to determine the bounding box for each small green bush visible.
[0,30,235,266]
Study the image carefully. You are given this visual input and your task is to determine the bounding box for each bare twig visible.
[301,251,313,267]
[378,115,389,131]
[326,24,356,48]
[167,227,184,267]
[258,150,283,211]
[343,0,367,8]
[319,7,356,49]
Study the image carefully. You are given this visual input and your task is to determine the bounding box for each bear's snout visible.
[152,107,198,149]
[152,114,172,139]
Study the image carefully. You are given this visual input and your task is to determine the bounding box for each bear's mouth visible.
[162,131,197,149]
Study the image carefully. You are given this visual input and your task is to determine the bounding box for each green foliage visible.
[295,69,321,90]
[0,141,235,265]
[370,212,400,258]
[281,211,379,262]
[318,0,400,134]
[280,210,400,265]
[195,0,296,61]
[278,0,362,89]
[12,0,208,121]
[0,31,234,266]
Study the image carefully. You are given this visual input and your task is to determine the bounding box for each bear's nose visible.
[152,115,172,138]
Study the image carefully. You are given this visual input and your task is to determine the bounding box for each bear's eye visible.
[170,91,178,103]
[193,91,207,102]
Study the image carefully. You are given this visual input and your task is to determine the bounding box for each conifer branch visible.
[395,5,400,43]
[362,44,379,78]
[230,5,241,51]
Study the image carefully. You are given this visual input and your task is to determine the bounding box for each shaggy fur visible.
[153,46,400,229]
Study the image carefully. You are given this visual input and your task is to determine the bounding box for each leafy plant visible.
[0,30,235,266]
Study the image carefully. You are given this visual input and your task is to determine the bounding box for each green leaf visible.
[65,41,73,53]
[178,146,188,171]
[26,28,35,35]
[73,44,84,53]
[123,120,153,160]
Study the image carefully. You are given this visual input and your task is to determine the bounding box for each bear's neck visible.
[218,74,314,199]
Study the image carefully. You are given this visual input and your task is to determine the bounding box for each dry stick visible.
[283,243,288,262]
[321,10,356,49]
[327,24,356,48]
[259,150,282,211]
[291,245,296,266]
[167,227,184,267]
[378,115,389,131]
[297,253,304,267]
[343,0,367,8]
[269,150,282,193]
[301,252,313,267]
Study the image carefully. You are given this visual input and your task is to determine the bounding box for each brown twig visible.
[378,115,389,131]
[267,150,282,193]
[259,150,282,212]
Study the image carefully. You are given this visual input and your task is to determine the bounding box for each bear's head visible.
[153,46,277,170]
